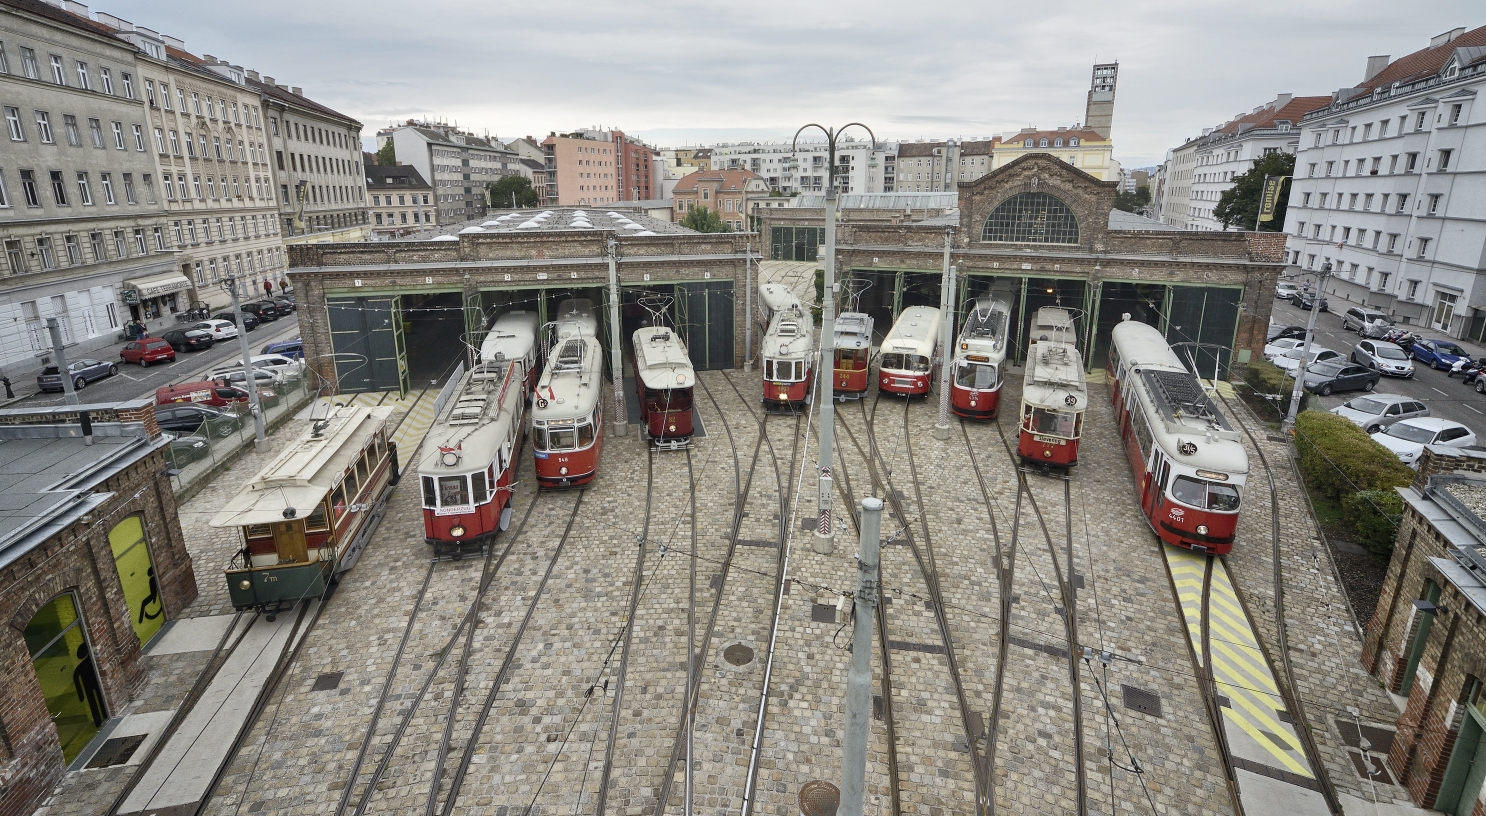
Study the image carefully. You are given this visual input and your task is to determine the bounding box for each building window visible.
[122,174,136,204]
[153,226,165,251]
[133,228,148,255]
[49,53,65,84]
[4,106,23,141]
[37,236,55,269]
[1429,194,1442,215]
[49,170,67,205]
[1324,161,1334,177]
[120,72,133,98]
[144,78,155,106]
[75,172,91,205]
[131,124,144,151]
[1417,237,1430,258]
[98,173,114,204]
[1397,194,1409,213]
[1406,152,1418,172]
[982,192,1080,244]
[111,121,124,150]
[64,233,80,265]
[5,239,25,274]
[112,230,126,258]
[34,110,52,143]
[1439,149,1453,170]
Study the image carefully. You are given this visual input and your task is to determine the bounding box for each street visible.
[1269,297,1486,433]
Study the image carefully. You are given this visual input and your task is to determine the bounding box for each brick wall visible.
[0,399,160,438]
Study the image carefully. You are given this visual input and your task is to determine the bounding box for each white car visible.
[191,319,239,341]
[1371,418,1477,467]
[1275,346,1343,376]
[1331,394,1429,434]
[213,367,285,388]
[250,354,306,379]
[1276,281,1300,300]
[1264,337,1308,361]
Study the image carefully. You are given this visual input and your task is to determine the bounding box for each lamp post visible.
[791,122,877,551]
[933,234,957,440]
[606,236,627,437]
[224,275,268,450]
[1283,262,1332,429]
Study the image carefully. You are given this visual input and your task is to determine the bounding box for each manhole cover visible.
[723,644,754,666]
[798,780,840,816]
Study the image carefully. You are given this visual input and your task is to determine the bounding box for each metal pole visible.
[933,229,956,439]
[226,276,268,450]
[744,239,754,373]
[840,497,882,816]
[815,165,839,551]
[1283,263,1330,429]
[46,318,79,406]
[607,236,627,437]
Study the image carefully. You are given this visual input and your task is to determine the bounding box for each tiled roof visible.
[962,139,996,156]
[1212,96,1330,135]
[0,0,121,40]
[405,127,506,153]
[519,158,546,171]
[897,142,947,157]
[1363,25,1486,92]
[246,76,360,126]
[1000,129,1106,147]
[673,169,764,193]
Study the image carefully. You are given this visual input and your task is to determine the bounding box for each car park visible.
[1331,394,1429,433]
[1295,292,1329,312]
[1352,340,1415,377]
[1276,281,1300,300]
[213,311,259,332]
[1264,336,1309,361]
[1275,346,1342,376]
[153,402,244,437]
[1372,418,1478,467]
[1410,338,1473,370]
[260,338,304,359]
[37,359,116,392]
[120,337,176,367]
[160,328,215,352]
[239,301,280,322]
[1342,307,1391,334]
[161,431,211,468]
[1302,361,1379,396]
[191,319,239,342]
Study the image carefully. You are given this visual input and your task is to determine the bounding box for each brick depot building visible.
[0,400,196,815]
[286,210,753,394]
[758,153,1287,374]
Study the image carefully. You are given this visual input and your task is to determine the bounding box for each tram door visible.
[1145,450,1167,517]
[272,521,308,563]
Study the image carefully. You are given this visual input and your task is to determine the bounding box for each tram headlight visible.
[668,424,676,432]
[1196,525,1209,535]
[779,392,788,401]
[450,525,466,538]
[239,579,252,590]
[560,466,569,475]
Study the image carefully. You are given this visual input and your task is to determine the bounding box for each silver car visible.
[1352,340,1415,377]
[1341,307,1390,334]
[1330,393,1429,434]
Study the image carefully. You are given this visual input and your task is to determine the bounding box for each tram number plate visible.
[436,505,474,516]
[1033,435,1065,445]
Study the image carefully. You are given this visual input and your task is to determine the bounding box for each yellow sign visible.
[1258,175,1289,222]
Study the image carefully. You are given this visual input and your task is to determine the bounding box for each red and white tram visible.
[479,310,541,395]
[633,325,695,449]
[833,311,874,396]
[950,296,1010,419]
[760,283,813,408]
[1017,307,1087,470]
[1108,317,1249,554]
[532,328,604,488]
[878,306,941,396]
[418,358,526,551]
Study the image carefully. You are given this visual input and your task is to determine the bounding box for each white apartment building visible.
[380,121,517,223]
[706,139,895,194]
[1283,25,1486,338]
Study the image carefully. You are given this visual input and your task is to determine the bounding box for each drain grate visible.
[1121,684,1163,718]
[798,780,841,816]
[811,603,837,623]
[1267,434,1290,444]
[312,671,344,691]
[723,644,755,666]
[86,734,146,769]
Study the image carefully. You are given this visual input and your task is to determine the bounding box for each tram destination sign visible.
[435,504,475,516]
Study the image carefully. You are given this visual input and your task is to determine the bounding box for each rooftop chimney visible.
[246,69,260,81]
[263,76,274,86]
[291,86,302,96]
[162,34,184,50]
[1430,27,1466,48]
[202,54,216,63]
[1364,55,1391,81]
[93,12,130,29]
[62,1,89,16]
[1273,93,1293,109]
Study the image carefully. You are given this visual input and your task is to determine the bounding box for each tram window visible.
[1209,483,1241,512]
[422,476,437,508]
[1170,476,1241,511]
[305,502,329,532]
[548,427,577,450]
[578,421,595,448]
[439,475,469,506]
[370,434,383,463]
[344,467,360,499]
[533,427,547,452]
[764,359,774,380]
[332,484,347,518]
[471,471,488,502]
[355,454,370,488]
[955,361,997,389]
[1029,407,1077,437]
[1158,462,1170,491]
[246,524,272,539]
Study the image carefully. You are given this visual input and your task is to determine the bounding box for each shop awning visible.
[123,272,193,299]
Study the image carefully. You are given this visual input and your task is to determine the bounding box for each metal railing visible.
[165,372,313,494]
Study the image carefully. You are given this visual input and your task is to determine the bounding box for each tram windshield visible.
[955,361,998,390]
[438,475,470,506]
[1024,405,1080,438]
[880,353,930,373]
[1170,475,1241,512]
[645,388,693,412]
[835,347,869,370]
[534,419,596,451]
[765,359,805,382]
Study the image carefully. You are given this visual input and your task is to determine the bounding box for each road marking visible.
[1433,387,1448,396]
[1469,405,1483,415]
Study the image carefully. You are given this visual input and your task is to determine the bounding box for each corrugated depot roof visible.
[1108,209,1179,231]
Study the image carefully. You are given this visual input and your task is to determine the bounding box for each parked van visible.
[156,379,263,408]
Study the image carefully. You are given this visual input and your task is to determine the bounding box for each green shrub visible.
[1241,359,1317,418]
[1342,489,1405,555]
[1293,410,1414,501]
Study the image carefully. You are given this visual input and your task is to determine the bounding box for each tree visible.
[1113,185,1151,213]
[374,140,396,166]
[679,205,731,233]
[488,175,540,208]
[1214,151,1296,231]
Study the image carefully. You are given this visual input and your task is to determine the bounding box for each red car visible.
[121,337,177,367]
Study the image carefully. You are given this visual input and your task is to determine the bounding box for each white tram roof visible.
[761,300,812,361]
[554,298,599,341]
[1110,319,1186,373]
[1022,341,1088,411]
[533,336,604,420]
[417,361,523,475]
[834,312,873,350]
[957,296,1010,361]
[759,283,803,320]
[1031,306,1077,345]
[479,310,539,364]
[633,326,696,390]
[210,405,395,528]
[882,306,941,356]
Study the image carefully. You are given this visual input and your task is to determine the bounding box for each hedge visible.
[1293,410,1414,501]
[1242,359,1317,418]
[1342,489,1406,555]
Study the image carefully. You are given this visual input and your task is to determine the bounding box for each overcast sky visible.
[103,0,1480,170]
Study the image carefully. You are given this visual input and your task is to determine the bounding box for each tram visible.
[950,296,1010,419]
[418,357,526,552]
[479,310,541,394]
[833,311,874,396]
[213,405,398,612]
[1108,317,1249,554]
[552,298,599,344]
[1017,307,1087,470]
[633,325,696,449]
[759,283,813,408]
[878,306,941,396]
[532,327,604,488]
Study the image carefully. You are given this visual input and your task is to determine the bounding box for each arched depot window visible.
[982,192,1080,244]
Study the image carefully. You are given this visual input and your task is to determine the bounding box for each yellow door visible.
[109,516,164,648]
[272,521,308,563]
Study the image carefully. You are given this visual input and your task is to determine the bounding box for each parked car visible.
[250,354,306,380]
[1295,292,1329,312]
[260,338,304,359]
[120,337,176,367]
[1275,346,1342,376]
[156,380,269,409]
[272,298,295,314]
[1372,418,1478,467]
[213,311,260,332]
[37,359,116,392]
[161,431,211,468]
[239,301,281,322]
[160,328,215,352]
[1342,307,1391,334]
[153,402,245,437]
[1331,394,1429,434]
[213,368,285,389]
[1302,361,1379,396]
[1351,340,1415,377]
[1410,338,1473,371]
[1264,336,1309,362]
[191,319,239,342]
[1267,324,1309,343]
[1276,281,1300,300]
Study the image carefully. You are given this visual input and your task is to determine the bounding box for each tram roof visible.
[958,297,1009,357]
[479,310,539,363]
[210,406,395,528]
[759,283,804,319]
[534,336,604,419]
[834,312,873,350]
[762,303,812,360]
[882,306,941,355]
[418,361,523,471]
[633,326,696,390]
[1022,341,1088,411]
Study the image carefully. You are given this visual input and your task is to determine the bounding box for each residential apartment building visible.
[661,147,710,177]
[0,0,180,369]
[540,128,659,207]
[364,161,434,235]
[261,79,368,242]
[504,137,551,205]
[1284,25,1486,338]
[379,120,513,224]
[706,139,894,194]
[895,139,994,192]
[991,127,1118,181]
[672,169,769,230]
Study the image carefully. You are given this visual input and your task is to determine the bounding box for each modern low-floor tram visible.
[950,296,1010,419]
[212,405,399,612]
[833,311,874,397]
[633,325,696,449]
[759,283,813,409]
[532,331,604,488]
[878,305,941,396]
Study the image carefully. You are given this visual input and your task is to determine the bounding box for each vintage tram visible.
[1017,308,1087,470]
[950,296,1010,419]
[633,325,696,449]
[878,306,941,396]
[532,326,604,488]
[479,310,541,394]
[213,405,398,612]
[759,283,813,408]
[832,311,874,397]
[1108,317,1249,554]
[552,298,599,345]
[418,357,527,552]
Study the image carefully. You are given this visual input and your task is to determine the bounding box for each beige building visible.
[672,169,768,231]
[364,161,434,235]
[991,127,1118,181]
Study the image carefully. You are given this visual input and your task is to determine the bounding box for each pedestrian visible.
[279,276,290,294]
[263,279,273,297]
